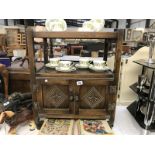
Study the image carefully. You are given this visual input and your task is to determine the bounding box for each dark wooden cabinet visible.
[26,29,123,128]
[35,74,114,122]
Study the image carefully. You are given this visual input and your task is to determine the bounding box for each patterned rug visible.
[77,120,113,135]
[39,119,74,135]
[39,119,113,135]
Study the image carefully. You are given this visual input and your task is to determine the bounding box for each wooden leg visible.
[0,112,6,124]
[34,116,43,130]
[1,69,8,98]
[8,127,17,135]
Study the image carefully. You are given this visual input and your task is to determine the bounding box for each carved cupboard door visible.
[74,79,111,119]
[36,78,74,117]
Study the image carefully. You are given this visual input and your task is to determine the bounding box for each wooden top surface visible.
[33,31,118,39]
[36,67,114,79]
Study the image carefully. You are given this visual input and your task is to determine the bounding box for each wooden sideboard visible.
[26,29,123,129]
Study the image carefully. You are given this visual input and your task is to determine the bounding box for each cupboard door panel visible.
[79,85,107,109]
[42,84,69,109]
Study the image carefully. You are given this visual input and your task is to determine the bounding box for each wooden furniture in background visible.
[0,64,8,98]
[5,28,26,56]
[5,28,20,55]
[0,34,7,53]
[27,29,123,129]
[8,68,30,93]
[17,32,26,47]
[70,45,83,55]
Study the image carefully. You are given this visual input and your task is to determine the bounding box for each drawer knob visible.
[45,79,48,83]
[69,96,74,101]
[75,95,79,102]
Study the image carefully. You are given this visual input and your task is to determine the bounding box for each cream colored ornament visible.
[80,19,105,32]
[90,19,105,31]
[45,19,67,31]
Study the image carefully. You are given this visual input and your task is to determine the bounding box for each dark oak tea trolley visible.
[27,28,123,129]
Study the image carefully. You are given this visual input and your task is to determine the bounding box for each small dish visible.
[55,66,76,72]
[89,64,109,72]
[45,63,58,68]
[75,63,90,69]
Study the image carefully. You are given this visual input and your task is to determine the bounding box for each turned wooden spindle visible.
[0,64,9,98]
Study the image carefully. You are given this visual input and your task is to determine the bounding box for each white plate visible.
[45,19,67,31]
[45,63,58,68]
[75,63,90,69]
[55,66,76,72]
[89,64,109,72]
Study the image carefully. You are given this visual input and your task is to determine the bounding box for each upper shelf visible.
[133,59,155,69]
[33,31,118,39]
[36,66,114,80]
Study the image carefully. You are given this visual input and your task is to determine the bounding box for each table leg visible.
[1,69,8,98]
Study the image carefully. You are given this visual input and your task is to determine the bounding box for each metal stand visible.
[127,60,155,131]
[143,70,155,134]
[145,32,155,64]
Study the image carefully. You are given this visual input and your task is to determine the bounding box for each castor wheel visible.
[35,117,43,130]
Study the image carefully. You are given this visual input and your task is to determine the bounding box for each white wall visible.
[118,19,155,29]
[118,19,126,29]
[150,19,155,27]
[8,19,14,26]
[0,19,5,25]
[0,19,14,26]
[130,19,146,28]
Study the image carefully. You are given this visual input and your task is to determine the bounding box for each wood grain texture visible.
[0,65,9,98]
[34,31,118,39]
[26,28,123,128]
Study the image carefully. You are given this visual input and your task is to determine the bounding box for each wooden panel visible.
[9,70,31,93]
[79,109,109,116]
[79,85,107,109]
[37,68,114,79]
[9,80,30,93]
[34,31,118,39]
[42,84,70,109]
[39,111,109,120]
[114,29,124,86]
[9,71,30,80]
[42,109,70,115]
[36,78,69,85]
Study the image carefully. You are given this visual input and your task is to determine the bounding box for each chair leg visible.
[1,69,8,98]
